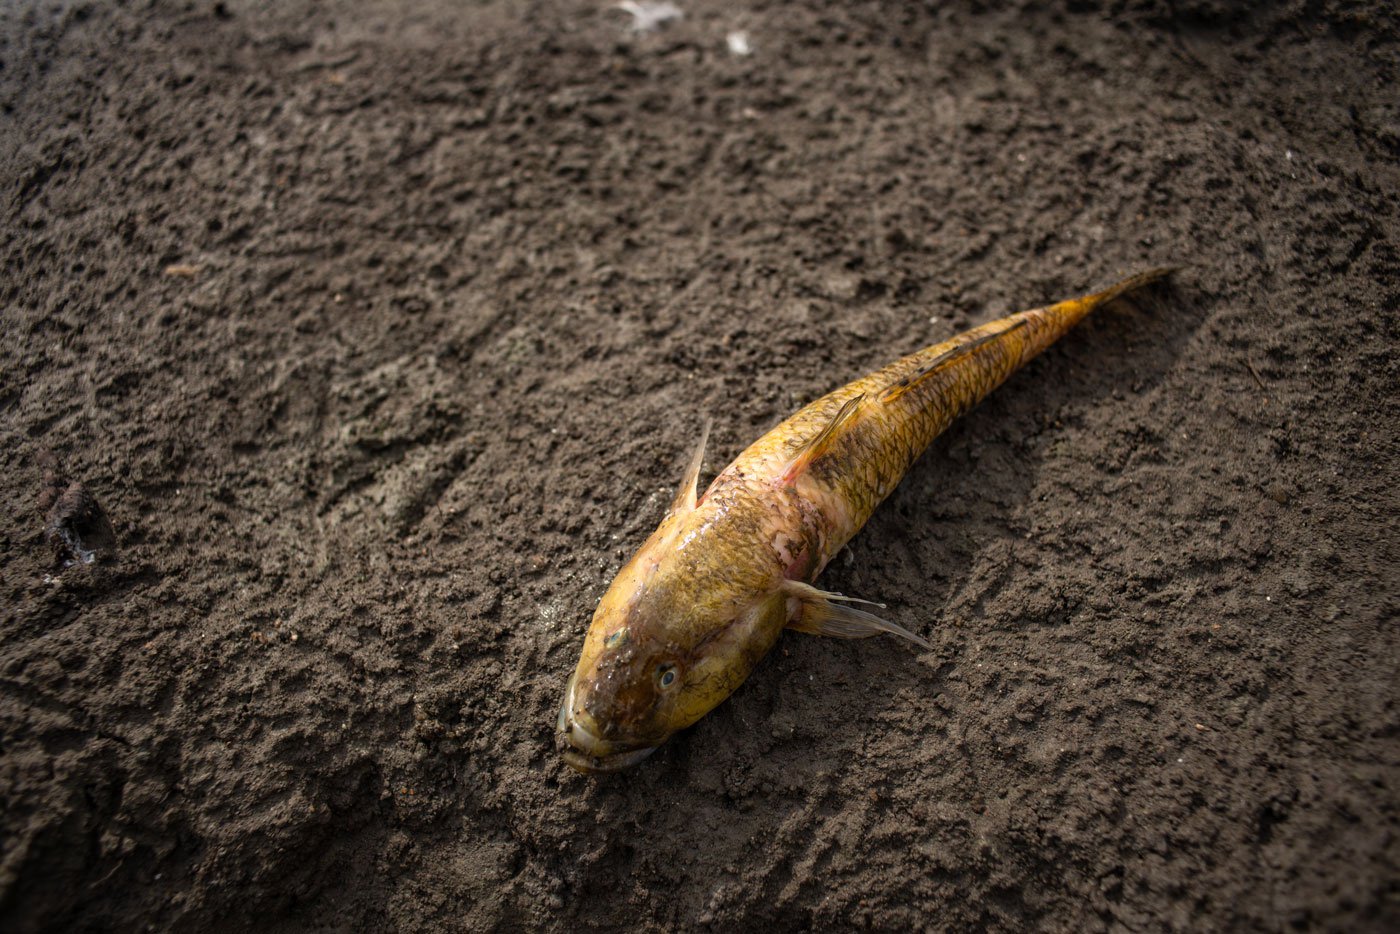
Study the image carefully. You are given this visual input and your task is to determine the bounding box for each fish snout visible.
[555,672,659,773]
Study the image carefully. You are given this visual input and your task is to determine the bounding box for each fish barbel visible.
[557,268,1174,773]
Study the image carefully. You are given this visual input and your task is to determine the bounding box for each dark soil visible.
[2,1,1398,930]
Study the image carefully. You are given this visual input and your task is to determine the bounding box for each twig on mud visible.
[295,51,361,73]
[1244,360,1266,392]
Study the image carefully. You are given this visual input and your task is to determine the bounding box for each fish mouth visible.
[555,673,659,774]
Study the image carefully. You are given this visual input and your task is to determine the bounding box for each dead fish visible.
[557,268,1174,772]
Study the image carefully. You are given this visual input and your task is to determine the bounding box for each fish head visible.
[556,516,788,773]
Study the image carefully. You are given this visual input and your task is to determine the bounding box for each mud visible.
[2,1,1398,931]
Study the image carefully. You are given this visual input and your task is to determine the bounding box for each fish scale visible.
[716,268,1171,565]
[557,268,1174,772]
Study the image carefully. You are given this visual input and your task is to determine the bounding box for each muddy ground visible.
[2,0,1398,930]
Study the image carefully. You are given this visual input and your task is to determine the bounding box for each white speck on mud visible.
[615,1,683,33]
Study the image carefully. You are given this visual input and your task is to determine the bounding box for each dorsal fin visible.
[881,319,1028,403]
[669,419,711,515]
[779,394,865,486]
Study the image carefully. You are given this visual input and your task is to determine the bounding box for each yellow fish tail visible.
[1017,265,1178,364]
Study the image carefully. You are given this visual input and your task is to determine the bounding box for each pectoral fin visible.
[781,580,931,649]
[669,419,711,515]
[779,394,865,486]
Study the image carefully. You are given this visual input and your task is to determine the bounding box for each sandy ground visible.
[2,0,1398,930]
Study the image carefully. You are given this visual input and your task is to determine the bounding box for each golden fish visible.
[557,269,1173,772]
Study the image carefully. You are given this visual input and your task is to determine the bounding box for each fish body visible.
[557,269,1173,772]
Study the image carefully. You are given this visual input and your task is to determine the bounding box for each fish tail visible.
[1019,266,1181,364]
[877,267,1177,411]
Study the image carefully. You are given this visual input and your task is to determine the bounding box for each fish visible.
[556,268,1174,773]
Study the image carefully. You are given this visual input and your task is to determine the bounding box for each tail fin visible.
[1048,266,1178,329]
[883,267,1177,408]
[1089,266,1177,304]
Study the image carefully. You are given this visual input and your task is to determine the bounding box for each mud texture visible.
[2,1,1398,931]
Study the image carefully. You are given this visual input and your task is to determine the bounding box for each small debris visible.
[614,1,683,33]
[38,451,117,569]
[164,263,201,278]
[726,30,752,56]
[294,50,360,73]
[1244,359,1266,392]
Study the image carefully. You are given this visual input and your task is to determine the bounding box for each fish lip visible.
[556,672,659,774]
[559,742,659,774]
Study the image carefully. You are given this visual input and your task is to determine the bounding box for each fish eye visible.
[605,628,629,649]
[657,664,678,689]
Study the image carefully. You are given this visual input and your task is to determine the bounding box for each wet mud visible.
[2,1,1397,930]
